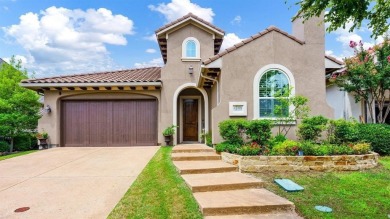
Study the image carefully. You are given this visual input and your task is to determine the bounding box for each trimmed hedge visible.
[356,123,390,155]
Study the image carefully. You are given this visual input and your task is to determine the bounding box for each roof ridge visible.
[155,12,225,34]
[203,25,305,65]
[25,66,162,81]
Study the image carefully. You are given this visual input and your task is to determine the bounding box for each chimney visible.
[292,12,325,44]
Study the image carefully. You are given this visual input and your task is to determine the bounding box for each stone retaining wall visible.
[221,152,379,172]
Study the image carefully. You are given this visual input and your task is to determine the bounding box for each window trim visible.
[182,37,201,61]
[253,64,295,120]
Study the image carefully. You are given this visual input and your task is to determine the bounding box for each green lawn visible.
[251,157,390,219]
[108,146,202,219]
[0,150,37,161]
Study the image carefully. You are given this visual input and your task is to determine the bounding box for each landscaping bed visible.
[222,152,379,172]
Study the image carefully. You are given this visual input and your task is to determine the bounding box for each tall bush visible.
[246,120,272,145]
[297,116,328,141]
[218,119,248,145]
[356,123,390,155]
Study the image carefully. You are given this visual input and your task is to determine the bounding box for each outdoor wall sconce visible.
[44,105,51,114]
[188,65,194,74]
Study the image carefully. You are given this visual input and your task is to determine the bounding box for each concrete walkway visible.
[0,147,159,219]
[172,144,301,218]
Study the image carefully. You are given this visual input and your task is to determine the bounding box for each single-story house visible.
[21,13,340,147]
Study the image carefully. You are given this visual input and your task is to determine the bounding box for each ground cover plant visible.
[250,157,390,219]
[108,147,202,219]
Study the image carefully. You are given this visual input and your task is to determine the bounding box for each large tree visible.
[290,0,390,38]
[0,56,41,152]
[335,39,390,123]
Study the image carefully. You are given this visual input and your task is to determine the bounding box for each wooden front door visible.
[183,99,198,141]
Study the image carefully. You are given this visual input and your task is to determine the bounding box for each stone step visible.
[194,189,295,216]
[173,160,238,174]
[204,212,302,219]
[171,152,221,161]
[182,172,264,192]
[172,144,215,153]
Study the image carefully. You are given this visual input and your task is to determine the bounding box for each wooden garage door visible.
[62,100,157,147]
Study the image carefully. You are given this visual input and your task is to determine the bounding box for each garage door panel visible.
[63,101,88,147]
[136,100,157,146]
[62,100,157,147]
[111,101,137,146]
[88,101,109,146]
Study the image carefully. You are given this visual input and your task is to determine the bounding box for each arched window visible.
[182,37,200,60]
[253,64,295,119]
[186,40,196,57]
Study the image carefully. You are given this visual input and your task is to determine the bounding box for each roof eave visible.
[20,81,162,90]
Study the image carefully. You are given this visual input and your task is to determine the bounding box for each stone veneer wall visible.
[221,152,379,172]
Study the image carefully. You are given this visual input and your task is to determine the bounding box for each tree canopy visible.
[335,38,390,123]
[0,56,41,151]
[290,0,390,38]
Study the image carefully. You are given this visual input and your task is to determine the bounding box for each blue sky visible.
[0,0,384,78]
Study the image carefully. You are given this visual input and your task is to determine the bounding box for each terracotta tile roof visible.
[325,55,344,65]
[155,13,225,34]
[21,67,161,84]
[203,26,305,65]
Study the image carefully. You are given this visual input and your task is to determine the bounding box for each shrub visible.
[268,134,287,149]
[355,124,390,155]
[297,115,328,141]
[246,120,272,145]
[271,140,301,156]
[219,119,248,145]
[327,119,359,144]
[204,132,212,147]
[352,142,371,155]
[14,135,32,151]
[0,141,9,152]
[299,141,354,156]
[215,142,240,153]
[236,145,261,156]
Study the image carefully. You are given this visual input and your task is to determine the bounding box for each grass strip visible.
[0,150,37,161]
[108,146,202,219]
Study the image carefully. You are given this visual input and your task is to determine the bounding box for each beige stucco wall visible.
[38,90,160,146]
[160,24,215,144]
[210,15,333,143]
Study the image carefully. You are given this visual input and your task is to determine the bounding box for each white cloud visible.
[146,48,156,53]
[231,15,241,25]
[220,33,244,51]
[3,6,134,77]
[134,58,163,68]
[149,0,214,23]
[144,34,157,42]
[3,55,28,65]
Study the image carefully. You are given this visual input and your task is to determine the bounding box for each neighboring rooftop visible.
[21,67,161,84]
[155,13,225,64]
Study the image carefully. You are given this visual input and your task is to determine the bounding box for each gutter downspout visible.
[199,64,220,105]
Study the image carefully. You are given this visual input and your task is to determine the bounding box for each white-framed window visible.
[182,37,200,61]
[253,64,295,119]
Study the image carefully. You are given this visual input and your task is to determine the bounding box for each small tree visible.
[335,38,390,123]
[0,56,41,152]
[274,87,310,136]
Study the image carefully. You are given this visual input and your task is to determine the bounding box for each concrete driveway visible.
[0,147,159,219]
